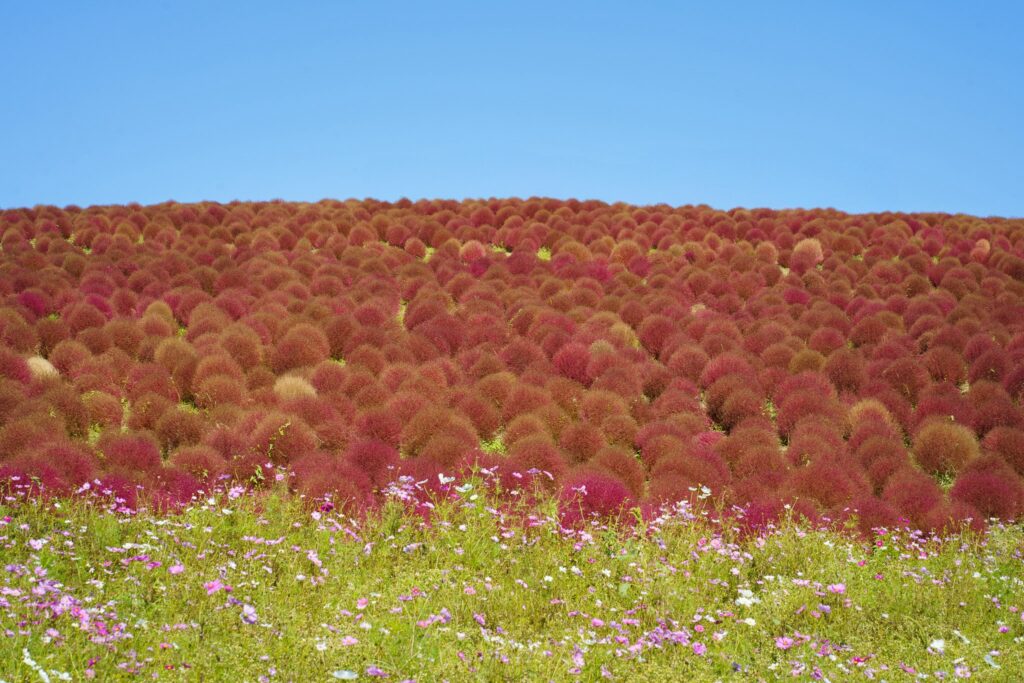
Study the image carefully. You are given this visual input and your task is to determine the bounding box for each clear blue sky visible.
[2,2,1022,216]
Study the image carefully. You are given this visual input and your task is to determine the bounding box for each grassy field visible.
[1,475,1022,682]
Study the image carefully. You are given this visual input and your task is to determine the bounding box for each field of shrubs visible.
[3,198,1024,528]
[1,198,1023,679]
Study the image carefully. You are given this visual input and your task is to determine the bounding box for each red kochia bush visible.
[504,435,568,490]
[882,468,944,528]
[650,448,730,494]
[99,432,163,479]
[982,427,1024,476]
[824,348,867,392]
[247,413,320,465]
[194,375,248,409]
[344,438,400,488]
[272,323,331,373]
[291,452,374,512]
[856,437,911,492]
[776,391,845,439]
[454,390,501,440]
[849,496,903,536]
[552,342,592,385]
[911,383,975,433]
[970,383,1023,435]
[37,442,99,486]
[558,469,636,526]
[502,414,548,448]
[169,445,227,483]
[729,444,790,488]
[0,415,64,458]
[950,456,1024,521]
[637,315,677,357]
[419,433,478,469]
[0,348,31,383]
[783,455,869,512]
[355,406,403,449]
[558,421,606,464]
[589,445,645,497]
[154,406,206,451]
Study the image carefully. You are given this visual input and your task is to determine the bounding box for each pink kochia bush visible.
[1,198,1023,532]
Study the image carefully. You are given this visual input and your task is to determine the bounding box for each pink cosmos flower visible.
[693,642,707,656]
[827,583,846,595]
[341,636,359,646]
[776,636,795,650]
[168,564,184,575]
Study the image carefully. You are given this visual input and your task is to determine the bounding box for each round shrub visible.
[552,342,591,385]
[776,391,845,439]
[169,445,227,483]
[504,435,568,490]
[82,390,123,429]
[824,348,866,392]
[26,356,59,382]
[271,323,330,373]
[154,406,205,451]
[558,468,636,526]
[99,431,163,478]
[291,452,374,512]
[273,375,317,401]
[845,496,902,536]
[730,446,790,489]
[882,468,944,528]
[922,346,967,384]
[0,348,30,384]
[911,384,975,434]
[880,358,929,403]
[248,413,320,465]
[344,438,400,488]
[498,383,550,424]
[558,421,606,464]
[950,456,1024,521]
[600,413,638,448]
[982,427,1024,476]
[419,433,475,469]
[589,446,645,497]
[783,456,869,512]
[912,419,980,476]
[636,315,677,357]
[790,238,824,275]
[193,375,248,409]
[651,449,730,494]
[354,406,403,450]
[37,442,99,487]
[787,421,846,466]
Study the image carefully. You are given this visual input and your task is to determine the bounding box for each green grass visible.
[0,484,1021,681]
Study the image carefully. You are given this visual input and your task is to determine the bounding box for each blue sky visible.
[2,2,1022,216]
